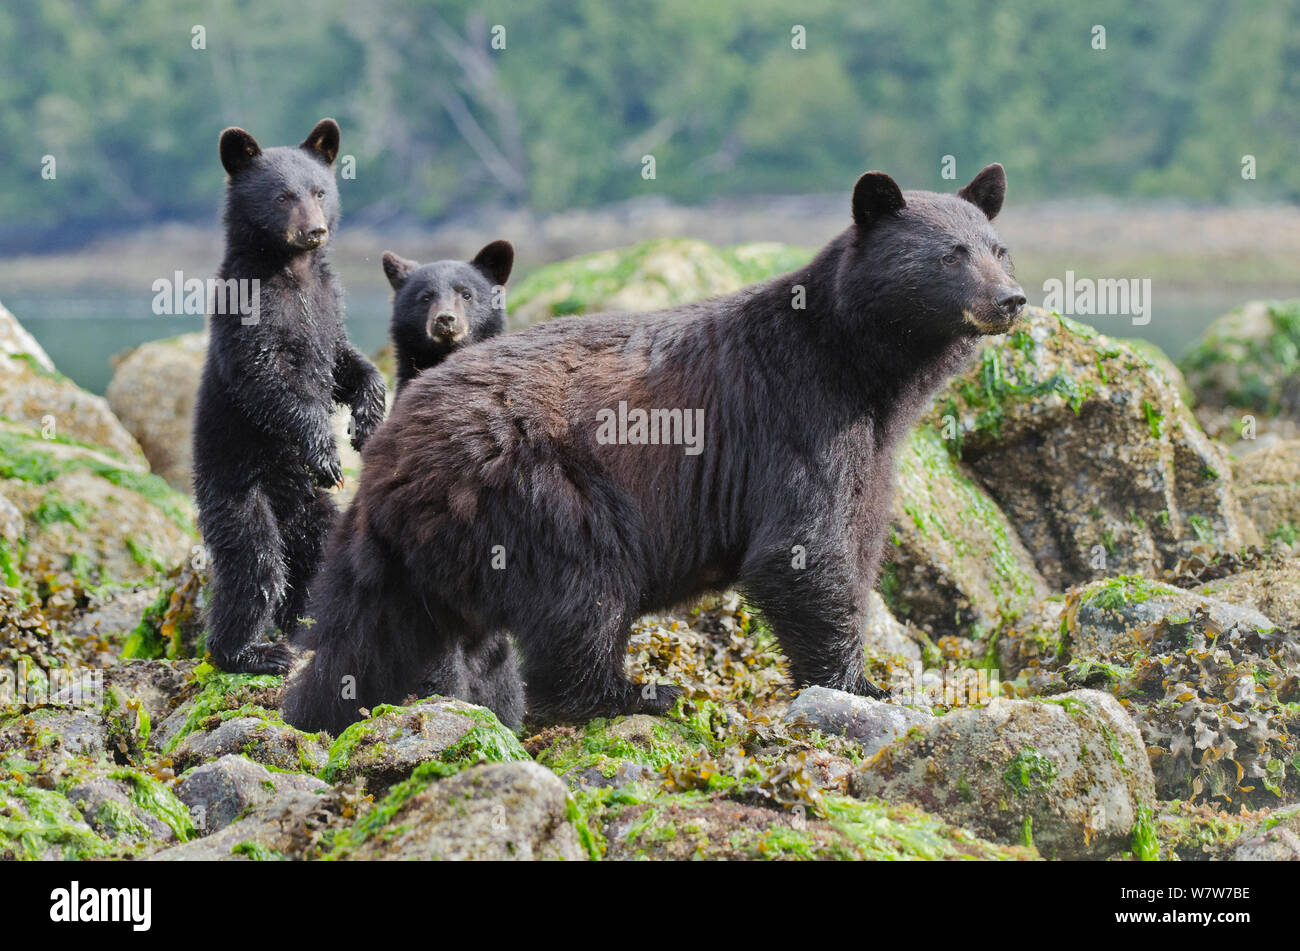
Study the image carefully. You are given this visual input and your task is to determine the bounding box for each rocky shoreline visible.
[2,240,1298,860]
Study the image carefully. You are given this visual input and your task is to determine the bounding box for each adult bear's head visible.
[218,118,341,253]
[842,163,1025,338]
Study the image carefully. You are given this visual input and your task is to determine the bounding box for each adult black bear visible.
[194,118,386,675]
[282,164,1024,732]
[381,241,514,394]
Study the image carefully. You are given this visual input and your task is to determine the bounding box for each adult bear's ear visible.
[381,251,418,291]
[851,172,906,230]
[471,240,514,287]
[958,163,1006,221]
[301,118,340,166]
[219,127,261,176]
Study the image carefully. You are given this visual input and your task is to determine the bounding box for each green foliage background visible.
[1,0,1296,244]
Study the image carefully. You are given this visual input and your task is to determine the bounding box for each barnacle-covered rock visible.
[1231,440,1300,547]
[1004,575,1300,806]
[929,307,1255,588]
[848,689,1156,859]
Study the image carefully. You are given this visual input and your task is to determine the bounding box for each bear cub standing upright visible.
[194,118,386,674]
[381,241,514,394]
[283,163,1025,733]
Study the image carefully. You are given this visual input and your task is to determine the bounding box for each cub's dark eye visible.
[460,290,473,301]
[995,246,1009,260]
[420,292,434,303]
[313,188,326,199]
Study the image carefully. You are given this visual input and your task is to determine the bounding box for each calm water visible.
[10,292,393,394]
[2,289,1264,396]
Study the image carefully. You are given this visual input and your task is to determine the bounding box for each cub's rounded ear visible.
[471,240,514,288]
[851,172,906,230]
[301,118,341,165]
[219,127,261,176]
[958,163,1006,220]
[381,251,418,291]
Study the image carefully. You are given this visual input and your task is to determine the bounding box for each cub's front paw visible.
[634,681,682,715]
[350,404,385,451]
[308,446,344,489]
[211,641,295,676]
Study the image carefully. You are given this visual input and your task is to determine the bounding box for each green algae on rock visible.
[507,239,811,326]
[1181,299,1300,426]
[320,697,528,791]
[887,427,1046,645]
[532,713,714,789]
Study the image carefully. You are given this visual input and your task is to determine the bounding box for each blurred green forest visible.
[1,0,1297,249]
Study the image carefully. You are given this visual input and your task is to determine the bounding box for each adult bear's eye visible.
[313,188,326,200]
[941,252,959,266]
[461,290,472,301]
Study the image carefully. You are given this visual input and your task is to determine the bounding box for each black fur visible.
[282,165,1023,731]
[381,241,513,394]
[194,119,386,675]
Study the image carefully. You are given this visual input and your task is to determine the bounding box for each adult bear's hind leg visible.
[515,598,679,725]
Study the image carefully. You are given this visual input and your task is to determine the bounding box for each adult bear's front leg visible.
[740,543,885,698]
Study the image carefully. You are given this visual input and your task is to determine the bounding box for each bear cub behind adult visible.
[382,241,514,394]
[283,163,1025,733]
[194,118,386,674]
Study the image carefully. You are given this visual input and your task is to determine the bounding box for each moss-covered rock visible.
[886,427,1047,645]
[849,689,1156,859]
[0,299,146,464]
[581,783,1035,861]
[1231,440,1300,548]
[170,715,328,773]
[148,786,353,861]
[0,751,194,859]
[152,663,284,753]
[929,306,1255,588]
[321,697,528,792]
[106,332,207,490]
[532,714,713,789]
[0,421,195,593]
[1181,299,1300,432]
[177,753,330,833]
[0,774,109,860]
[0,707,109,762]
[507,239,811,326]
[331,761,585,860]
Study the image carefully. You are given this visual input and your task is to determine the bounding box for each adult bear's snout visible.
[996,286,1026,318]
